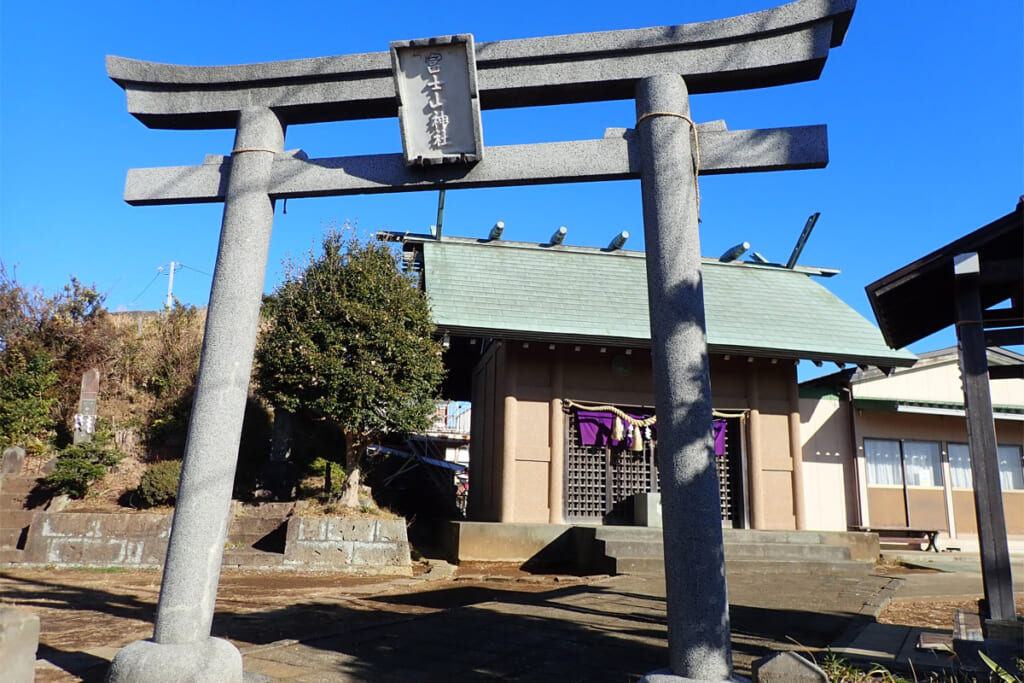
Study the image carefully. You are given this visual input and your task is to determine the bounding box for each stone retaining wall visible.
[23,513,171,568]
[283,517,411,575]
[14,512,411,574]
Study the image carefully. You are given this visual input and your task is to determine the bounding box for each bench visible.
[856,526,940,552]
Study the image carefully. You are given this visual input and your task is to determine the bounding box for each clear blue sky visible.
[2,2,1021,377]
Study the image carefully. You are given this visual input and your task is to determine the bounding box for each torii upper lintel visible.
[107,0,853,130]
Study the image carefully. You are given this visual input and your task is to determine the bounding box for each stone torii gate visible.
[105,1,854,680]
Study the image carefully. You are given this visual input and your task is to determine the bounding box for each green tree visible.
[0,346,58,448]
[255,228,445,508]
[0,263,116,446]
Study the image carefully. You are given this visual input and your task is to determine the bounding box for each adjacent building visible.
[801,347,1024,546]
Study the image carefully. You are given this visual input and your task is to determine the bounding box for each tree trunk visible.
[338,431,363,509]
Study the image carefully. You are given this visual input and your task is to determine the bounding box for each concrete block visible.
[752,651,827,682]
[350,541,407,567]
[634,492,663,527]
[293,518,327,541]
[0,608,40,683]
[325,518,376,542]
[376,519,407,543]
[819,530,880,563]
[450,521,574,562]
[285,541,354,566]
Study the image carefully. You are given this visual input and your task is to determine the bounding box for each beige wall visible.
[469,344,802,529]
[855,359,1024,407]
[853,409,1024,537]
[799,395,857,531]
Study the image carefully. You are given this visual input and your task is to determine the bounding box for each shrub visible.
[310,456,345,496]
[136,460,182,508]
[43,441,122,498]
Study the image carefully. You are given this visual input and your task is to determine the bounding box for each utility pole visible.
[165,261,177,309]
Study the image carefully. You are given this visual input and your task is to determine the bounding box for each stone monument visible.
[105,1,854,680]
[72,369,100,445]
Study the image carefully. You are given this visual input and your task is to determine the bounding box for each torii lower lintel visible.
[124,125,828,206]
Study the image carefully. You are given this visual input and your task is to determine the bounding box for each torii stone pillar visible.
[636,75,733,682]
[107,107,284,682]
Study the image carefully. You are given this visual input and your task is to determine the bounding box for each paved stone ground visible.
[2,563,905,682]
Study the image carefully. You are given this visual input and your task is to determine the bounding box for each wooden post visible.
[953,252,1016,623]
[746,371,765,529]
[499,348,518,523]
[548,362,565,524]
[787,362,808,529]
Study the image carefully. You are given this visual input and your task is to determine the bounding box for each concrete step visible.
[724,558,874,576]
[593,526,664,542]
[221,548,286,569]
[0,489,38,509]
[613,556,667,575]
[0,476,41,496]
[229,516,289,532]
[599,539,851,562]
[0,509,36,527]
[614,556,874,577]
[591,526,875,576]
[230,502,297,519]
[723,529,833,544]
[0,527,29,551]
[0,548,25,564]
[598,539,665,558]
[226,518,289,552]
[724,542,851,562]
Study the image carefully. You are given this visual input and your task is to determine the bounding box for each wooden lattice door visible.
[564,408,743,525]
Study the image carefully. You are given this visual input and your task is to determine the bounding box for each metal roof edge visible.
[436,327,916,367]
[853,397,1024,419]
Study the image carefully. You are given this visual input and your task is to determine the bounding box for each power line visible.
[129,262,213,309]
[128,268,164,307]
[178,263,212,278]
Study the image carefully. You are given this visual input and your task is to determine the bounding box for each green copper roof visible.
[420,237,916,367]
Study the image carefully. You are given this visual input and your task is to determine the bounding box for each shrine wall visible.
[470,342,803,529]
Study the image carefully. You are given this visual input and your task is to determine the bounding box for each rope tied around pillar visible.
[231,147,279,155]
[635,111,701,220]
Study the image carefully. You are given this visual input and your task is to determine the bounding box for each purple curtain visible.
[712,419,727,457]
[576,410,651,448]
[576,410,727,456]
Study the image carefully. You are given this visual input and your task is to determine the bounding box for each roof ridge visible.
[403,234,839,275]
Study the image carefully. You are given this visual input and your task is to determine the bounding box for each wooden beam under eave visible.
[988,364,1024,381]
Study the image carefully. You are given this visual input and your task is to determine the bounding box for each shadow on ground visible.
[3,568,882,683]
